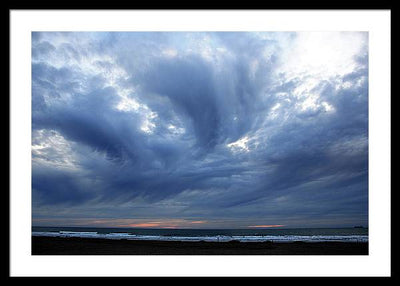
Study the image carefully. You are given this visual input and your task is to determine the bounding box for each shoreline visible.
[32,236,368,255]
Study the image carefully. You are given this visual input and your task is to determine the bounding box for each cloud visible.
[32,32,368,228]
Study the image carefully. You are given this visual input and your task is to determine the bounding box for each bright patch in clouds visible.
[279,32,367,79]
[227,136,250,152]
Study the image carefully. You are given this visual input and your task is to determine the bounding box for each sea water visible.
[32,226,368,243]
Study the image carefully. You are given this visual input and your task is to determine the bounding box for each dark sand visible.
[32,236,368,255]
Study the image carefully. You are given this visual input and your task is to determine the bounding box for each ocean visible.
[32,226,368,243]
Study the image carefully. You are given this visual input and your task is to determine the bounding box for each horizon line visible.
[32,225,368,230]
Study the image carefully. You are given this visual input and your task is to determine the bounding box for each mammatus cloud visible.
[32,32,368,228]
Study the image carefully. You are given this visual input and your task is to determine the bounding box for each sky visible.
[31,32,368,229]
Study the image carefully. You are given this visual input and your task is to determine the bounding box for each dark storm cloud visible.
[32,166,94,205]
[31,32,369,227]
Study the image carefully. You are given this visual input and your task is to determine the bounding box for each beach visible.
[32,236,368,255]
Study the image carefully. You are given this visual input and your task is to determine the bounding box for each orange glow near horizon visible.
[248,225,285,228]
[34,218,285,229]
[123,223,162,228]
[115,219,208,229]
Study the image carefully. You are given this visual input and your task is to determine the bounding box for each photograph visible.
[31,31,369,255]
[9,9,391,277]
